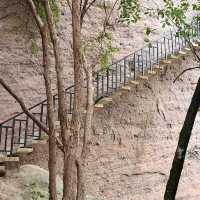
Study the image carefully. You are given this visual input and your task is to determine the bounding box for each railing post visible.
[156,41,159,64]
[102,74,104,97]
[164,36,167,59]
[141,50,144,76]
[5,127,8,153]
[124,58,127,85]
[24,116,29,147]
[115,64,118,90]
[96,73,99,99]
[107,69,109,94]
[10,119,16,155]
[133,53,136,80]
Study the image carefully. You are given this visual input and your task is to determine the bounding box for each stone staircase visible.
[0,18,200,170]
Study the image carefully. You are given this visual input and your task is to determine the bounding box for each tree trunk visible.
[72,0,82,144]
[76,59,94,200]
[41,26,57,200]
[164,77,200,200]
[43,1,76,200]
[63,151,76,200]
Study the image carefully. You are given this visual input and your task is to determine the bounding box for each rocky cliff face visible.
[1,1,200,200]
[20,55,200,200]
[0,0,165,121]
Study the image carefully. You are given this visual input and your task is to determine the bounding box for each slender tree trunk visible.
[164,77,200,200]
[41,26,57,200]
[72,0,82,143]
[19,2,58,199]
[76,59,94,200]
[63,152,76,200]
[61,3,83,196]
[43,1,76,200]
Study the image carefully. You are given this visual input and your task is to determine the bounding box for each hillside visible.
[0,0,200,200]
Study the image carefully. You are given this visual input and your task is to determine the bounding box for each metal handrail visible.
[0,17,199,155]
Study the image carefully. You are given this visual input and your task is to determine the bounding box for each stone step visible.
[195,39,200,44]
[130,80,139,85]
[153,64,163,70]
[148,70,156,75]
[95,103,104,108]
[121,85,131,91]
[0,156,20,173]
[170,55,180,60]
[160,59,172,65]
[112,91,122,97]
[5,157,20,171]
[15,148,33,156]
[0,165,6,177]
[191,42,199,47]
[178,51,187,56]
[184,47,191,52]
[139,75,148,80]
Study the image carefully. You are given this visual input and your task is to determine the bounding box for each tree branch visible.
[81,0,97,24]
[173,66,200,83]
[26,0,44,29]
[0,78,48,133]
[0,77,64,151]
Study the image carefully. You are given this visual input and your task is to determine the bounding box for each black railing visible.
[1,18,200,155]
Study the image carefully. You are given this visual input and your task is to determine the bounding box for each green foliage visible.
[34,0,60,25]
[157,0,189,29]
[119,0,140,24]
[82,31,119,71]
[29,183,49,200]
[98,32,119,71]
[31,39,39,55]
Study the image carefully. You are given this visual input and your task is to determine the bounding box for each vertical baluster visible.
[10,119,16,155]
[168,37,170,55]
[178,32,181,50]
[18,120,22,144]
[96,73,99,99]
[115,64,118,90]
[164,37,167,59]
[145,50,148,70]
[175,33,177,52]
[111,69,114,91]
[107,69,109,94]
[32,120,35,138]
[0,125,2,143]
[53,95,56,110]
[69,93,73,114]
[5,127,8,152]
[156,41,159,64]
[171,31,174,54]
[141,51,144,76]
[149,45,152,71]
[24,116,29,147]
[137,54,140,74]
[160,41,163,58]
[38,104,44,139]
[133,53,136,80]
[124,59,127,85]
[120,63,122,83]
[102,74,104,97]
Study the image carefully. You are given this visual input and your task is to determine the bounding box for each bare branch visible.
[0,78,48,133]
[66,0,72,13]
[26,0,44,29]
[173,66,200,83]
[81,0,97,24]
